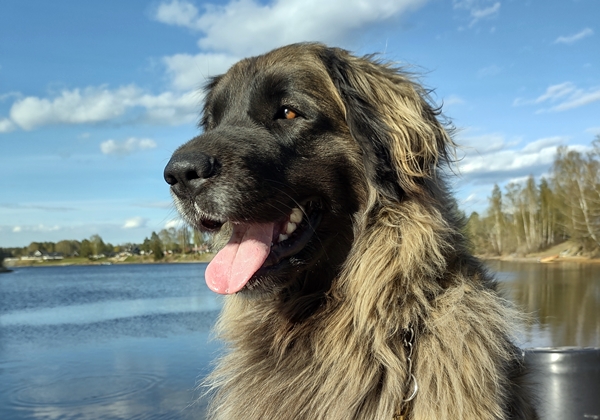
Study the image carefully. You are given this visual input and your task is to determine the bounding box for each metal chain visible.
[393,326,418,420]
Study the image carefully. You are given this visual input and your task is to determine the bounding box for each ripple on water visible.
[11,373,162,408]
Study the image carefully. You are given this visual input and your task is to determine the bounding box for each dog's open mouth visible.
[204,200,322,294]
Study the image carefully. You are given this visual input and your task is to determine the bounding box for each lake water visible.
[0,261,599,419]
[488,260,600,348]
[0,263,221,420]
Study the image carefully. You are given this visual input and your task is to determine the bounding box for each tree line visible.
[1,226,208,262]
[466,136,600,257]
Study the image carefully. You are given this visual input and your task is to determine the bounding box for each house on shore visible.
[20,250,64,261]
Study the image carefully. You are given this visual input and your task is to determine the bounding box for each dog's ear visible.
[320,47,454,200]
[199,75,224,130]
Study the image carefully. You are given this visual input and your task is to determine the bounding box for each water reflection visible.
[1,261,598,419]
[486,260,600,348]
[0,296,221,327]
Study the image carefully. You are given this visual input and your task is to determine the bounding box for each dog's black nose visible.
[164,152,218,196]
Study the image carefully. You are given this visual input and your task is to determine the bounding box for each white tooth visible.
[285,222,297,235]
[290,208,303,224]
[278,234,289,243]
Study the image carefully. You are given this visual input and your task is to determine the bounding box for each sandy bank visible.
[478,241,600,264]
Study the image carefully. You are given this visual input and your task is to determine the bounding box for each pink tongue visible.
[205,223,274,294]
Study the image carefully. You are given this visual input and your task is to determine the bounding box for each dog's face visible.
[165,44,366,296]
[165,43,450,298]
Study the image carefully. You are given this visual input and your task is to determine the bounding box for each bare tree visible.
[489,184,505,254]
[553,146,600,250]
[177,226,191,253]
[538,178,558,248]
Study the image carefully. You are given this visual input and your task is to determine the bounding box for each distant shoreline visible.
[475,241,600,264]
[3,253,215,269]
[480,255,600,264]
[5,244,600,271]
[477,240,600,265]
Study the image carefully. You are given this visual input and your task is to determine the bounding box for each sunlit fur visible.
[194,43,537,419]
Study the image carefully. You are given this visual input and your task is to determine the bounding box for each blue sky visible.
[1,0,599,248]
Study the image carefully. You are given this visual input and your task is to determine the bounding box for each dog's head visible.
[164,43,453,298]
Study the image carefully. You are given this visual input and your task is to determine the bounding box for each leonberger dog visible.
[164,43,537,419]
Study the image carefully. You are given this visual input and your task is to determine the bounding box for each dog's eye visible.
[275,106,298,120]
[284,108,297,120]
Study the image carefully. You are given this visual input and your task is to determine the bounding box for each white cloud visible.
[463,193,477,203]
[460,147,555,177]
[153,0,429,56]
[100,137,157,156]
[453,0,500,27]
[460,132,509,153]
[10,85,140,130]
[443,95,465,106]
[521,136,564,153]
[163,53,238,90]
[136,90,202,124]
[154,0,201,28]
[165,218,184,229]
[477,64,502,78]
[134,201,173,209]
[554,28,594,45]
[457,134,570,182]
[0,117,15,133]
[585,127,600,136]
[123,217,147,229]
[548,88,600,112]
[513,82,600,113]
[470,2,500,21]
[0,91,21,102]
[533,82,576,104]
[11,224,61,233]
[0,202,75,212]
[6,85,201,130]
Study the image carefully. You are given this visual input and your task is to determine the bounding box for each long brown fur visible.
[167,43,537,419]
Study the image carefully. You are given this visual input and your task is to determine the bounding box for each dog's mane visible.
[198,43,536,420]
